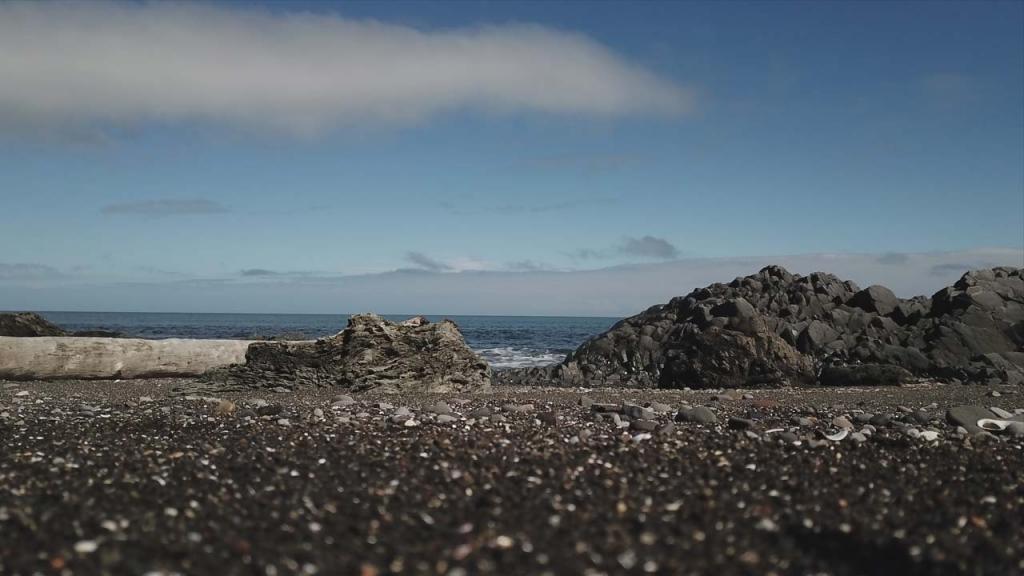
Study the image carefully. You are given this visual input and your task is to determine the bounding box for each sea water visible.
[35,311,619,369]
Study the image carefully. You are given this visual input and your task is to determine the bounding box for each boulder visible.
[202,314,491,393]
[848,285,899,316]
[0,312,67,337]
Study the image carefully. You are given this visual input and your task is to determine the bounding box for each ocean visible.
[35,312,619,369]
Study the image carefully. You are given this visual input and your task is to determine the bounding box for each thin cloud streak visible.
[101,199,229,216]
[0,2,694,137]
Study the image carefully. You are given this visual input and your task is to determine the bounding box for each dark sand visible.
[1,379,1022,575]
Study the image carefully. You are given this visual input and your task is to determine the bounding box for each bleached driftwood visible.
[0,336,256,380]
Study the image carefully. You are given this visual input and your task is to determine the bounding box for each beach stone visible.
[649,402,673,414]
[946,406,998,435]
[728,417,755,430]
[832,416,854,430]
[537,411,559,425]
[623,404,655,420]
[1006,422,1024,437]
[850,432,868,443]
[505,404,534,414]
[436,414,458,424]
[467,407,492,418]
[656,423,676,436]
[869,414,891,427]
[990,407,1014,419]
[428,402,452,415]
[631,419,658,432]
[675,406,717,425]
[779,431,799,444]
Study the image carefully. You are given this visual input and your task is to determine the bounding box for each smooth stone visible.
[791,416,813,427]
[623,404,655,421]
[946,406,997,435]
[537,411,559,424]
[675,406,717,425]
[1007,422,1024,437]
[990,407,1013,419]
[656,423,676,436]
[428,402,452,415]
[850,432,868,443]
[630,419,658,432]
[394,407,413,417]
[436,414,458,424]
[578,396,595,409]
[779,431,799,443]
[467,407,492,418]
[333,395,356,405]
[649,402,673,414]
[869,414,891,427]
[832,416,854,430]
[505,404,534,413]
[728,417,755,430]
[919,430,940,441]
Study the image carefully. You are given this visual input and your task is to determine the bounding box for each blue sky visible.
[0,1,1021,315]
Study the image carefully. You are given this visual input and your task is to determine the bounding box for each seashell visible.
[977,418,1014,432]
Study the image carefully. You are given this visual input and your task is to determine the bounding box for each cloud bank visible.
[2,249,1019,316]
[0,2,693,136]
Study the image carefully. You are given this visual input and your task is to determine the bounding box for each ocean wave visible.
[475,347,566,369]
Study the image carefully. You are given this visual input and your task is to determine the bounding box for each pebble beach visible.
[2,380,1022,575]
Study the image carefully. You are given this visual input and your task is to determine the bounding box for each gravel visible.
[0,379,1022,575]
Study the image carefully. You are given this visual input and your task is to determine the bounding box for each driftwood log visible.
[0,336,256,380]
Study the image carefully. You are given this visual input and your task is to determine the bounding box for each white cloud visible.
[0,2,694,136]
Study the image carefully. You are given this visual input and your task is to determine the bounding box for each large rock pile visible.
[500,266,1024,388]
[200,314,491,393]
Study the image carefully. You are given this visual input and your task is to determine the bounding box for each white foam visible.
[475,347,565,369]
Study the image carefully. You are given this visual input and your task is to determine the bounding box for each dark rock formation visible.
[0,312,67,337]
[499,266,1024,388]
[200,314,491,392]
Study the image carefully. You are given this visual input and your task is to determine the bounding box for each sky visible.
[1,0,1022,316]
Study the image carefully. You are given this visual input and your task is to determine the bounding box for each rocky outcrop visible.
[499,266,1024,388]
[0,312,67,337]
[201,314,491,393]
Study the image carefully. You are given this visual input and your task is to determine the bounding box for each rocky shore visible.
[2,379,1022,575]
[499,266,1024,389]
